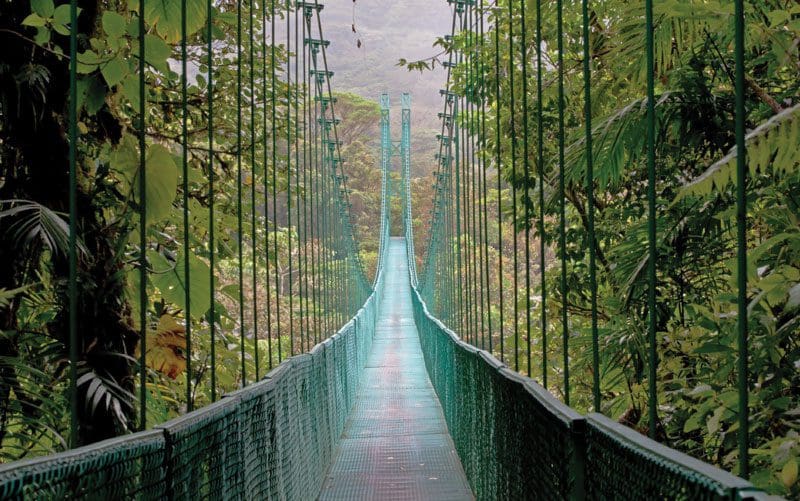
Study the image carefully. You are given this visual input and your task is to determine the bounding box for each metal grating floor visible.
[319,240,473,500]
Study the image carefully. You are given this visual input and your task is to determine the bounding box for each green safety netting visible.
[0,270,384,501]
[408,234,768,500]
[0,140,390,499]
[584,413,759,500]
[0,430,166,500]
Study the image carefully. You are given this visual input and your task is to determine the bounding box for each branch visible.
[0,29,70,59]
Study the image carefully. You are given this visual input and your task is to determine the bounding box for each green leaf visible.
[110,134,139,185]
[139,144,178,224]
[52,4,72,26]
[52,22,69,36]
[121,74,141,109]
[220,283,240,302]
[150,252,212,319]
[22,13,47,27]
[144,34,172,73]
[76,50,102,74]
[129,0,208,43]
[31,0,54,18]
[101,55,129,87]
[781,459,798,488]
[102,11,127,39]
[684,409,705,433]
[113,139,177,224]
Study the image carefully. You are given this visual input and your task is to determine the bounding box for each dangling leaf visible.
[137,314,187,379]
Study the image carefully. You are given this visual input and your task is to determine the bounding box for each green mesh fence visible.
[408,238,767,501]
[0,275,383,500]
[0,430,166,500]
[411,287,582,499]
[157,396,243,498]
[584,414,760,500]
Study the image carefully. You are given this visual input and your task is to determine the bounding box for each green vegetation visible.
[0,0,797,497]
[405,0,799,495]
[0,0,377,462]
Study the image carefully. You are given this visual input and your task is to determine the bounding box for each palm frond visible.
[675,103,800,201]
[0,200,88,258]
[608,1,731,86]
[560,92,678,197]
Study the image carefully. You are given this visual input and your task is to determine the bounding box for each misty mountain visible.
[318,0,454,176]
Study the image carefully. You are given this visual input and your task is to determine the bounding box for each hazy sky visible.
[318,0,453,115]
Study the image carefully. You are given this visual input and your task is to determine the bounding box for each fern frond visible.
[562,92,677,194]
[608,1,731,86]
[675,103,800,201]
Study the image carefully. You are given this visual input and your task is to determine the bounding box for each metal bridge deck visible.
[319,239,473,500]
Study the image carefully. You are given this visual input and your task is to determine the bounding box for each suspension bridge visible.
[0,0,788,498]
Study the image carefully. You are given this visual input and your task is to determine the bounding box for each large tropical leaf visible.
[149,249,212,319]
[110,135,178,224]
[561,93,678,193]
[128,0,209,44]
[608,0,731,86]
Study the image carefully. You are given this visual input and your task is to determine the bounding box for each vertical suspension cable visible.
[302,13,312,348]
[494,7,504,363]
[181,0,193,408]
[237,0,247,388]
[294,3,308,352]
[469,3,480,347]
[479,1,492,356]
[321,93,330,336]
[520,0,532,378]
[271,0,282,363]
[138,0,148,429]
[263,0,274,370]
[68,0,78,447]
[557,0,569,405]
[464,6,474,344]
[734,0,749,478]
[645,0,657,439]
[294,1,304,352]
[311,45,321,344]
[207,0,217,401]
[535,0,547,389]
[470,3,483,349]
[583,0,600,411]
[508,0,519,371]
[286,0,294,357]
[250,0,260,380]
[455,92,464,336]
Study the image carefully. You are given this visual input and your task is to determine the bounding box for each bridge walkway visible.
[318,239,473,500]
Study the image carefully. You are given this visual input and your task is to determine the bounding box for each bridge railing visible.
[0,310,371,499]
[408,276,768,500]
[0,227,389,501]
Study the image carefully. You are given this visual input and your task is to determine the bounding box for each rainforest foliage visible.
[403,0,799,495]
[0,0,382,465]
[0,0,798,497]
